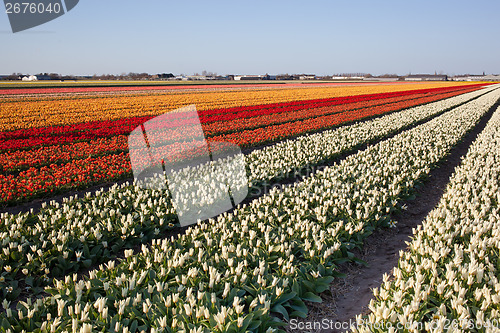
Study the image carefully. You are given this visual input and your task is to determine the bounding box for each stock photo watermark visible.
[128,104,249,227]
[288,318,500,331]
[3,0,79,33]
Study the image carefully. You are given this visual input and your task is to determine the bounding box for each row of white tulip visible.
[1,87,497,297]
[141,85,499,227]
[352,106,500,332]
[3,88,499,332]
[245,85,499,185]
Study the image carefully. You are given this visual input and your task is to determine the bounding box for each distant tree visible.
[6,73,20,80]
[379,73,399,78]
[49,73,61,80]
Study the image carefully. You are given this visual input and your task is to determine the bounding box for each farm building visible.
[405,74,448,81]
[234,75,265,80]
[453,74,500,81]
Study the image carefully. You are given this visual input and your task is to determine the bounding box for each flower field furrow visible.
[352,105,500,332]
[0,82,483,131]
[1,87,498,332]
[0,87,488,289]
[0,87,491,205]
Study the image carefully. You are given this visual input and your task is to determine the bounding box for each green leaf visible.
[291,280,301,295]
[83,243,90,257]
[25,276,34,287]
[317,264,326,276]
[130,320,138,332]
[314,283,330,293]
[238,313,254,332]
[302,280,315,292]
[247,319,262,331]
[241,284,258,295]
[289,299,308,315]
[331,271,347,278]
[290,310,308,318]
[82,259,92,268]
[333,257,350,265]
[352,257,368,266]
[271,304,290,322]
[237,289,247,298]
[10,251,20,261]
[274,292,296,305]
[317,276,334,285]
[302,292,322,303]
[2,318,12,329]
[90,244,103,256]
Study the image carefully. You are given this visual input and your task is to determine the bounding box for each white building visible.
[234,75,264,80]
[453,74,500,81]
[21,75,38,81]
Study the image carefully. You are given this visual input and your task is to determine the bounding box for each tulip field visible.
[0,83,486,205]
[1,81,500,332]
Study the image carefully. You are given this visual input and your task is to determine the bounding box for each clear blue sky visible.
[1,0,499,76]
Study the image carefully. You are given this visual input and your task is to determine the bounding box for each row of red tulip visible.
[0,153,131,204]
[0,136,127,173]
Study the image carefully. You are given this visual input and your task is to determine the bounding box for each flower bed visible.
[0,87,497,289]
[0,87,498,332]
[2,82,471,131]
[0,87,487,205]
[0,85,481,149]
